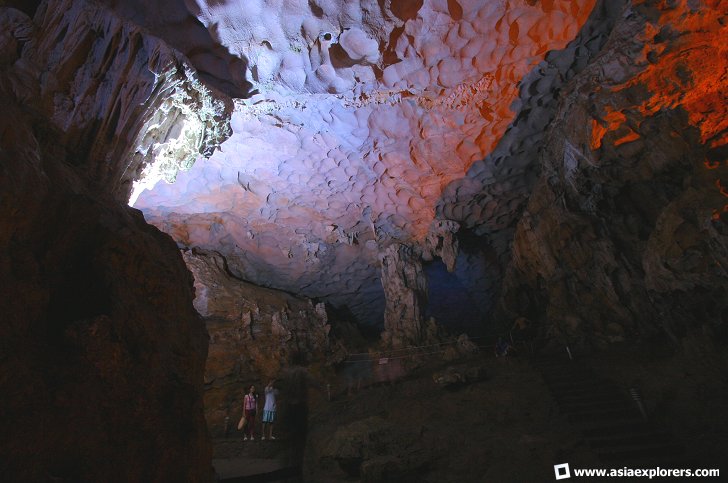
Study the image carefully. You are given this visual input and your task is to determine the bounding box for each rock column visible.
[379,244,429,348]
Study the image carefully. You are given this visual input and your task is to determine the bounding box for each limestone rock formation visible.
[3,0,727,477]
[315,416,427,481]
[423,220,460,272]
[127,0,727,350]
[379,244,429,347]
[0,3,229,481]
[0,68,212,483]
[432,363,487,388]
[134,0,598,327]
[24,0,233,203]
[494,0,728,347]
[94,0,253,99]
[435,0,630,320]
[183,249,343,435]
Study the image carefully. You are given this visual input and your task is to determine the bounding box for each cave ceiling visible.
[131,0,598,325]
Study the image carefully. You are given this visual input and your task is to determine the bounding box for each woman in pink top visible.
[243,385,258,440]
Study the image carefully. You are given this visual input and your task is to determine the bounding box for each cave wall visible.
[183,249,344,437]
[379,243,427,346]
[22,0,233,202]
[492,0,728,347]
[2,1,725,479]
[92,0,252,99]
[0,3,228,481]
[435,0,629,329]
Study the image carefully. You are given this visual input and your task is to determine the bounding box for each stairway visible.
[535,354,685,468]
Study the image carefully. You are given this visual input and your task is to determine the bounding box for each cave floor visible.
[304,351,596,482]
[211,339,727,482]
[213,433,301,482]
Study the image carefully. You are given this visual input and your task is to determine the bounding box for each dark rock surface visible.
[305,342,727,481]
[304,353,588,482]
[436,0,630,327]
[1,4,214,482]
[93,0,253,99]
[1,0,726,480]
[493,0,728,347]
[318,416,428,482]
[21,0,232,202]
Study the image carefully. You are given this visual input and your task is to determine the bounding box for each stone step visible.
[588,431,672,450]
[597,441,684,463]
[549,377,611,387]
[555,392,625,404]
[531,357,574,365]
[546,376,615,387]
[581,420,656,438]
[577,414,648,432]
[543,376,605,387]
[535,356,684,473]
[559,399,633,413]
[540,368,596,377]
[551,385,621,398]
[213,457,301,483]
[540,369,590,378]
[567,407,641,423]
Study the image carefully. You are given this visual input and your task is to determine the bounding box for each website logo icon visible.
[554,463,571,480]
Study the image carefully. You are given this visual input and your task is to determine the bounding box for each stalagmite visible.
[379,243,429,347]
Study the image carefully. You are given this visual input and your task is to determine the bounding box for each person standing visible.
[243,385,258,441]
[261,380,279,440]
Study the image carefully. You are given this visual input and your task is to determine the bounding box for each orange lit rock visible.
[625,0,727,145]
[496,0,728,350]
[590,118,608,150]
[614,129,641,146]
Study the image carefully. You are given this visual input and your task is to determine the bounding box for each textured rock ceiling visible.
[133,0,596,324]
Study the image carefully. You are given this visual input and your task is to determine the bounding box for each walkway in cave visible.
[212,436,301,482]
[535,353,687,469]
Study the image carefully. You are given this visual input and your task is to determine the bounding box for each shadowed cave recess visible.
[1,0,727,481]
